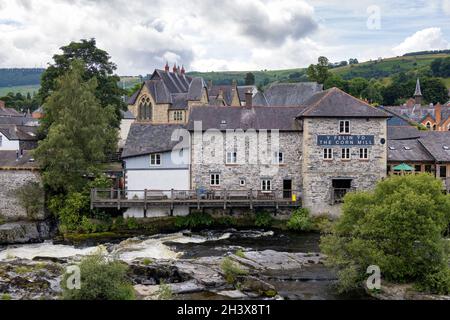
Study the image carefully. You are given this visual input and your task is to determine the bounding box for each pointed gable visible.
[297,87,389,118]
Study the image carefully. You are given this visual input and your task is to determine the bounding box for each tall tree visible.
[422,77,449,104]
[244,72,256,85]
[307,56,331,84]
[34,61,118,193]
[38,39,125,134]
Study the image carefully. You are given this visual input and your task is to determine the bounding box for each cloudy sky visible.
[0,0,450,75]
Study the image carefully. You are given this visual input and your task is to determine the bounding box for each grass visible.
[0,84,40,96]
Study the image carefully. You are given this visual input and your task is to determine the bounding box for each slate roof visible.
[170,93,189,110]
[418,131,450,162]
[122,123,186,158]
[388,139,434,162]
[0,107,23,117]
[237,86,257,102]
[121,109,136,120]
[208,85,236,106]
[0,116,39,126]
[387,126,424,140]
[298,87,390,118]
[187,106,304,131]
[187,77,206,101]
[252,91,269,107]
[0,125,38,141]
[384,104,450,124]
[262,82,323,107]
[0,150,39,169]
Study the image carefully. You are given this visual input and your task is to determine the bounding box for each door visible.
[283,179,292,199]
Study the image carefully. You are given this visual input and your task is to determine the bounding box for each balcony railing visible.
[90,188,301,210]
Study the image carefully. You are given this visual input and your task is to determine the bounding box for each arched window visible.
[138,96,152,121]
[448,124,450,131]
[432,124,436,131]
[426,122,431,129]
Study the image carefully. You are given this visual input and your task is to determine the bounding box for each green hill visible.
[188,53,450,89]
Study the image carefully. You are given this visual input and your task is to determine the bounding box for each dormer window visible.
[339,120,350,134]
[150,153,161,166]
[173,111,183,121]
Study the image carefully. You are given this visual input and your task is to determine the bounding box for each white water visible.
[0,232,234,262]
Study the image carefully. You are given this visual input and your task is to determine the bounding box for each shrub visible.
[235,250,246,258]
[142,258,153,266]
[321,174,450,294]
[49,192,89,233]
[221,257,248,284]
[175,212,213,229]
[1,293,11,300]
[287,208,313,232]
[156,280,173,300]
[112,216,125,230]
[254,211,273,228]
[61,251,135,300]
[126,217,140,230]
[15,182,45,220]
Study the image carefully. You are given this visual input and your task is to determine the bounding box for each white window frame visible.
[273,151,284,164]
[239,179,246,187]
[210,174,220,186]
[150,153,162,166]
[341,148,351,160]
[339,120,350,134]
[323,148,333,160]
[173,111,183,121]
[226,150,237,164]
[359,148,369,160]
[261,179,272,192]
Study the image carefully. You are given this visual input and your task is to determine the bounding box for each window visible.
[323,148,333,160]
[440,165,447,178]
[433,124,436,131]
[239,179,246,186]
[226,151,237,164]
[210,174,220,186]
[339,120,350,134]
[274,152,284,164]
[261,179,272,192]
[414,165,422,173]
[448,124,450,131]
[425,165,433,173]
[341,148,351,160]
[173,111,183,121]
[359,148,369,160]
[426,122,431,129]
[150,153,161,166]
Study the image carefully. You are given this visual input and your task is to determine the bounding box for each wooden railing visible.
[90,188,301,210]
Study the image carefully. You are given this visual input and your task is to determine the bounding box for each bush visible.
[142,258,153,266]
[175,212,213,229]
[221,257,248,284]
[287,208,313,232]
[112,216,125,230]
[15,182,45,220]
[126,217,139,230]
[156,280,173,300]
[1,293,11,300]
[321,174,450,294]
[254,211,273,228]
[61,251,135,300]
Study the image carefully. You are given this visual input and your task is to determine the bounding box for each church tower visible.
[414,78,423,105]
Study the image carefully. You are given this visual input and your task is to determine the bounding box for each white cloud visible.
[443,0,450,15]
[392,27,450,56]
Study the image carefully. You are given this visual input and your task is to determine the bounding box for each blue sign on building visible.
[317,135,375,146]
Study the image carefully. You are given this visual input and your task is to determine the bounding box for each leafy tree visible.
[361,79,383,104]
[348,77,369,98]
[421,77,449,104]
[34,61,118,193]
[349,58,359,65]
[307,56,331,84]
[61,251,135,300]
[244,72,256,85]
[321,174,450,294]
[430,57,450,77]
[38,39,125,134]
[323,74,348,91]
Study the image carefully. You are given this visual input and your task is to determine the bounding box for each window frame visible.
[173,111,183,121]
[226,150,238,164]
[323,148,333,160]
[261,179,272,192]
[210,173,221,186]
[150,153,162,166]
[341,148,351,160]
[273,151,284,164]
[359,148,369,160]
[239,179,246,187]
[339,120,351,134]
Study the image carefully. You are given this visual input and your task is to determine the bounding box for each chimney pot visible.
[173,63,177,73]
[0,100,5,109]
[165,62,170,72]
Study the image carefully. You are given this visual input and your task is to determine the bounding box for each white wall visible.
[0,132,19,151]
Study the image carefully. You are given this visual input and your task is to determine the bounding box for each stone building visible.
[298,88,389,216]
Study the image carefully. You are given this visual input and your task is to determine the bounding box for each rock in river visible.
[0,221,54,245]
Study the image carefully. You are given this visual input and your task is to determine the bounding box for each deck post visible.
[275,189,279,210]
[223,189,227,210]
[249,189,253,210]
[170,189,174,213]
[144,189,148,211]
[117,189,121,210]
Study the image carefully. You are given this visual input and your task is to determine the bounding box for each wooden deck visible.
[90,189,301,210]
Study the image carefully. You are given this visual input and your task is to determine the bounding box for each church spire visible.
[414,78,422,105]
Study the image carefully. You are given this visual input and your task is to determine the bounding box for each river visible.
[0,229,369,300]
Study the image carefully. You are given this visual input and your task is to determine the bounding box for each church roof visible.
[298,87,390,118]
[263,82,323,107]
[414,78,422,97]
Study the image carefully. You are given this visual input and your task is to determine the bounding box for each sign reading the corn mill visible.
[317,135,375,146]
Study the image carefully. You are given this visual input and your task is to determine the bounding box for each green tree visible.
[244,72,256,85]
[307,56,331,84]
[361,79,383,104]
[323,74,348,91]
[34,61,118,193]
[61,251,135,300]
[348,77,369,98]
[421,77,449,104]
[430,57,450,77]
[321,174,450,294]
[38,39,125,135]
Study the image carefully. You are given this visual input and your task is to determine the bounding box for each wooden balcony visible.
[90,188,301,210]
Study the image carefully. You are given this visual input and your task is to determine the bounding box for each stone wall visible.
[191,131,303,195]
[302,117,387,217]
[0,170,45,221]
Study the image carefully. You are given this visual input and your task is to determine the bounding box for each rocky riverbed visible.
[0,230,365,300]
